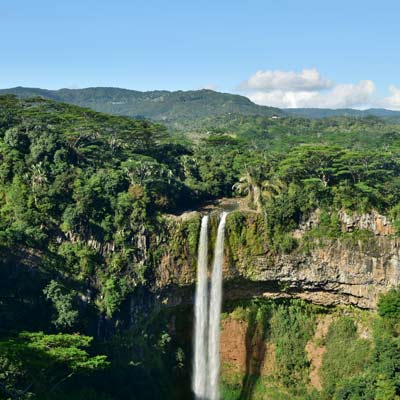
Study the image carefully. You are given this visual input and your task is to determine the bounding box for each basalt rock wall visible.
[154,210,400,309]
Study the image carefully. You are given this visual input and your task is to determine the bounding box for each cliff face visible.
[155,210,400,309]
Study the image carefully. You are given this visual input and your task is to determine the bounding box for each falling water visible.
[192,212,228,400]
[192,215,209,399]
[207,212,228,400]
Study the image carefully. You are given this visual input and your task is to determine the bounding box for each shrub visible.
[378,288,400,320]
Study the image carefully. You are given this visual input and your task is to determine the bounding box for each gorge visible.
[2,95,400,400]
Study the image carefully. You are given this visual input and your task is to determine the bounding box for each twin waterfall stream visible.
[192,212,228,400]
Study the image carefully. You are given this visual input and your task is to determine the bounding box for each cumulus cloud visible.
[246,80,376,109]
[241,68,332,92]
[240,68,380,109]
[380,85,400,110]
[321,80,376,108]
[248,90,317,109]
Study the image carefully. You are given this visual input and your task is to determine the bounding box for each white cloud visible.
[201,83,218,91]
[241,68,332,92]
[247,80,376,109]
[248,90,317,108]
[320,80,376,108]
[380,85,400,110]
[240,68,380,109]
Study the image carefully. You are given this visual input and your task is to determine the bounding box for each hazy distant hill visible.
[0,87,283,128]
[286,107,400,122]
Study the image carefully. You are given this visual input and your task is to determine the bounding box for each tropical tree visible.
[233,166,264,212]
[0,332,109,399]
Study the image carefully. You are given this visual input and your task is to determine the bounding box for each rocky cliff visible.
[154,209,400,309]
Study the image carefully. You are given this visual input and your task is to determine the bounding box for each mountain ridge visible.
[285,107,400,120]
[2,86,400,123]
[0,86,283,124]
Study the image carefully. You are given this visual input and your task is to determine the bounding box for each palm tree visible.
[180,155,198,180]
[233,165,286,212]
[261,178,286,201]
[30,162,48,206]
[233,166,264,212]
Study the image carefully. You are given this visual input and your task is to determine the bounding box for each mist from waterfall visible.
[192,212,228,400]
[192,215,209,399]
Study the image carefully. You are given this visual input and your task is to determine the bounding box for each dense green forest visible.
[1,94,400,399]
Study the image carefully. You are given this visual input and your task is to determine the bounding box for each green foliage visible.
[221,302,400,400]
[0,95,213,322]
[43,280,79,329]
[375,376,399,400]
[270,301,315,388]
[300,210,341,252]
[320,317,372,398]
[332,373,376,400]
[101,306,193,400]
[100,276,129,318]
[378,289,400,321]
[0,332,109,399]
[221,300,324,399]
[186,112,400,151]
[225,212,266,272]
[169,213,202,263]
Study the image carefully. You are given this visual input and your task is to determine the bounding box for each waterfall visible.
[193,215,209,399]
[192,212,227,400]
[207,212,227,400]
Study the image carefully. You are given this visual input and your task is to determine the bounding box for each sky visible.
[1,0,400,109]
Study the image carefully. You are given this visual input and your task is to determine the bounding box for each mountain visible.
[3,86,400,127]
[0,87,284,128]
[286,107,400,121]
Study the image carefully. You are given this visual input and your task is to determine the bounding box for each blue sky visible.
[1,0,400,109]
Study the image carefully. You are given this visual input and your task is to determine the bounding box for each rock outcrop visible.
[155,210,400,309]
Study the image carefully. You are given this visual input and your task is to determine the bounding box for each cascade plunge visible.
[192,215,209,399]
[192,212,227,400]
[207,212,228,400]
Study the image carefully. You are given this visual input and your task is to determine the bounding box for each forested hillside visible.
[175,113,400,149]
[0,87,283,129]
[1,94,400,399]
[3,87,400,129]
[286,107,400,121]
